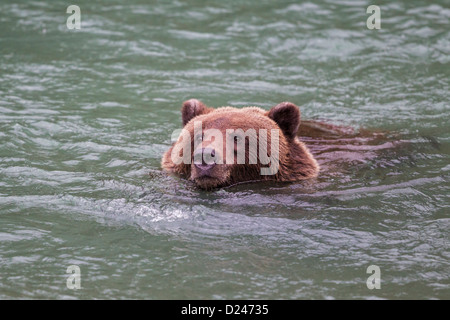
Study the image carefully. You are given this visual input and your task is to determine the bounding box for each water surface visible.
[0,0,449,299]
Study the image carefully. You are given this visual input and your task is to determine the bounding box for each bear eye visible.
[194,134,202,143]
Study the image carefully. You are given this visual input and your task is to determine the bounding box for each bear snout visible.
[191,147,231,189]
[193,147,217,174]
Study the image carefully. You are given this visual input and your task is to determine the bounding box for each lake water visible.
[0,0,449,299]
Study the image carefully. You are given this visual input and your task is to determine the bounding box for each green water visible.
[0,0,449,299]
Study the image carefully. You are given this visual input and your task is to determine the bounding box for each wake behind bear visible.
[161,99,319,190]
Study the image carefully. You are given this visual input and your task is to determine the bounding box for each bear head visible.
[161,99,319,189]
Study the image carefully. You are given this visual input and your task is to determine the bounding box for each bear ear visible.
[267,102,301,139]
[181,99,212,126]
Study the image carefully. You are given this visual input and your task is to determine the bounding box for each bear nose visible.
[194,148,216,172]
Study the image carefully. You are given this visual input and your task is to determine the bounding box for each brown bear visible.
[161,99,319,189]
